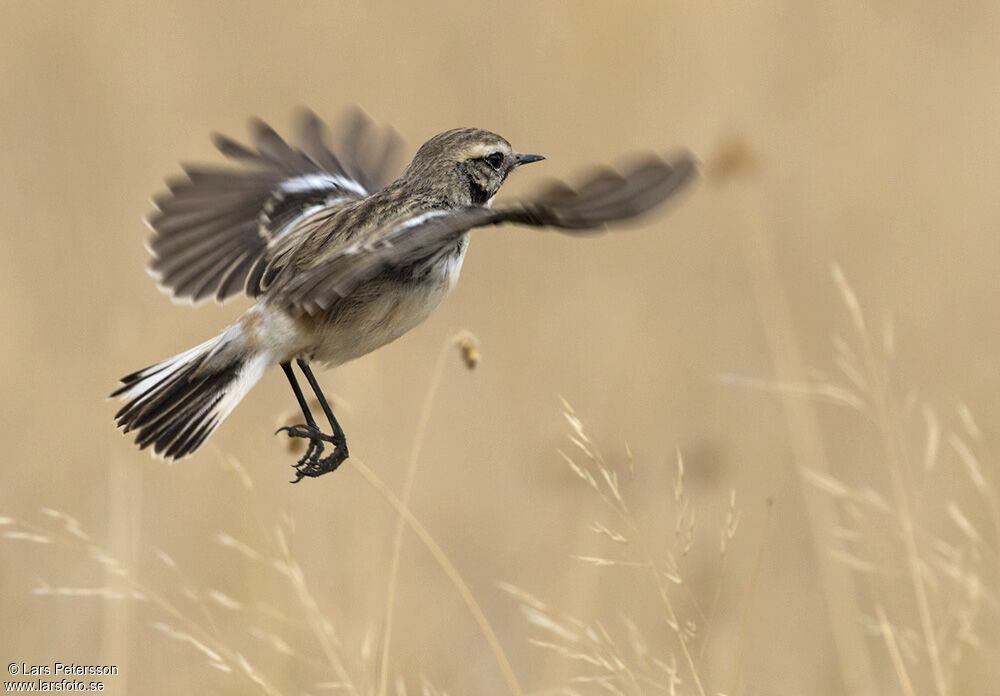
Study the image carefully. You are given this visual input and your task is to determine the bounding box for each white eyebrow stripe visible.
[280,173,367,197]
[464,142,509,159]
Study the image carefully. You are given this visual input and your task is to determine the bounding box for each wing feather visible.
[145,109,402,305]
[272,151,697,314]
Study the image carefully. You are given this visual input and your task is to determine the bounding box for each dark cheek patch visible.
[468,177,492,205]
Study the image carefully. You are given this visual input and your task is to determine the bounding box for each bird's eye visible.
[483,152,504,171]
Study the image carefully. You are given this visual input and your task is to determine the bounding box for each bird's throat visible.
[468,179,492,206]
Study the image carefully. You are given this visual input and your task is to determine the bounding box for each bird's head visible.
[401,128,545,207]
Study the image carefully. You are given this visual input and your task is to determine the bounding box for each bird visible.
[111,108,697,482]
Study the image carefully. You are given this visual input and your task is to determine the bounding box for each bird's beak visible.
[514,152,546,166]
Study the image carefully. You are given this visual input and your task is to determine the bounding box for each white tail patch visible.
[208,352,269,435]
[116,336,220,405]
[113,329,269,461]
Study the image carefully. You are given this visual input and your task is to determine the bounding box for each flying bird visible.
[112,109,697,482]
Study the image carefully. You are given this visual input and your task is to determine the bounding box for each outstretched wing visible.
[275,151,697,315]
[145,108,403,304]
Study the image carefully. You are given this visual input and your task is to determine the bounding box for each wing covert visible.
[145,109,403,304]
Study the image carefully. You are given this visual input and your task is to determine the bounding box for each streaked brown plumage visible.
[113,108,697,481]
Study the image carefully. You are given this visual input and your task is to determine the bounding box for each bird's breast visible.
[294,233,470,366]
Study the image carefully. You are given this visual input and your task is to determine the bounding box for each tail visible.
[111,331,268,460]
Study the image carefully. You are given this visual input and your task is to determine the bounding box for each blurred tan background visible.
[2,2,999,694]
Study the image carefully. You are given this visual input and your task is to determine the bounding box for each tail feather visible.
[113,334,266,460]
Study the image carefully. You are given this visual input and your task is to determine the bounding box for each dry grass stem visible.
[349,456,523,696]
[723,257,1000,695]
[529,401,755,695]
[876,605,917,696]
[377,332,477,696]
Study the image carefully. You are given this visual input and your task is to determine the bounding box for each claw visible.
[278,421,348,482]
[276,423,320,439]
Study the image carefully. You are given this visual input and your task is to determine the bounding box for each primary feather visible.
[146,108,403,304]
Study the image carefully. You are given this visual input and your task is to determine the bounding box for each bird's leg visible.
[293,359,350,478]
[297,359,347,445]
[276,361,337,482]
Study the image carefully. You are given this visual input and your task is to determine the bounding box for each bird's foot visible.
[275,423,348,483]
[291,446,349,483]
